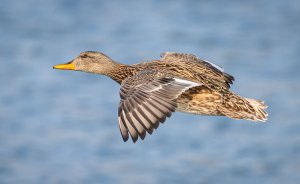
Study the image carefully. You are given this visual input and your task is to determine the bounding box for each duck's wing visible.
[118,70,200,143]
[160,52,234,89]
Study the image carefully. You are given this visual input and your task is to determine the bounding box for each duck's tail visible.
[219,94,268,122]
[243,98,268,122]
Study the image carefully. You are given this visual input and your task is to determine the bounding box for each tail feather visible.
[219,95,268,122]
[244,98,268,122]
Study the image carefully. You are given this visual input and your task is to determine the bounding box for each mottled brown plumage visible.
[53,51,268,143]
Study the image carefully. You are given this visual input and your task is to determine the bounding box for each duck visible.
[53,51,268,143]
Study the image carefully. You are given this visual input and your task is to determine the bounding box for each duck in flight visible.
[53,51,268,143]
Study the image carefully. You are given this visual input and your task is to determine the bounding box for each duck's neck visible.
[105,62,136,84]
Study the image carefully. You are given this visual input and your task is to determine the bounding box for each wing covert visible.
[160,52,235,88]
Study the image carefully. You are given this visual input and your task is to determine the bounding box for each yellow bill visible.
[53,62,75,70]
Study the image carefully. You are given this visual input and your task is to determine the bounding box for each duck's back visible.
[130,52,267,121]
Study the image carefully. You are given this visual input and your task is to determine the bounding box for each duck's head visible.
[53,51,117,74]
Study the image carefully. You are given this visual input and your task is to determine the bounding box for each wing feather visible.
[118,70,201,142]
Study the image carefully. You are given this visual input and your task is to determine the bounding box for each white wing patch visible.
[145,78,200,93]
[202,59,224,72]
[173,78,201,88]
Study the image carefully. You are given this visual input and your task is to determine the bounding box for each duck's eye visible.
[81,54,89,58]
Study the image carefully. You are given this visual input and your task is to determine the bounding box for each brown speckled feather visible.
[176,86,223,116]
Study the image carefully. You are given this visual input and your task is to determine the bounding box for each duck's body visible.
[54,51,268,142]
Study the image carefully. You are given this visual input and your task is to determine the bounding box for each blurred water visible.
[1,0,300,183]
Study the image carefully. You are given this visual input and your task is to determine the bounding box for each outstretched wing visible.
[118,70,200,143]
[160,52,234,89]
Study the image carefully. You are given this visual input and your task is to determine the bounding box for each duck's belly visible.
[175,86,223,116]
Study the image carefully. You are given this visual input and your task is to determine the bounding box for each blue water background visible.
[1,0,300,183]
